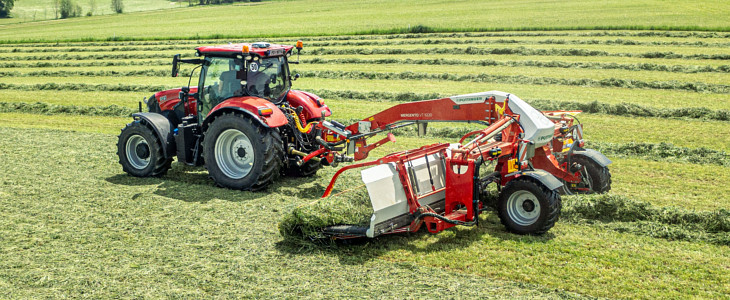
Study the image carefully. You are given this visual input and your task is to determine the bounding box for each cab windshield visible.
[246,56,290,101]
[198,55,291,118]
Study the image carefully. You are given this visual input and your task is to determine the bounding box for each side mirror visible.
[172,54,180,77]
[292,73,300,81]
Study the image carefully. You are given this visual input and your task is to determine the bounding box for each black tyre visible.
[285,159,322,177]
[203,113,284,191]
[117,121,171,177]
[560,153,612,195]
[497,177,561,235]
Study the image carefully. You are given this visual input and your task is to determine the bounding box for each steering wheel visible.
[247,84,258,95]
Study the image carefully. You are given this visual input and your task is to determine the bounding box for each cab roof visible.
[196,42,294,57]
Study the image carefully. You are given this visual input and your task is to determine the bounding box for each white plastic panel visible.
[361,163,408,237]
[450,91,555,147]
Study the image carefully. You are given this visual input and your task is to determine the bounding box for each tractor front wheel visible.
[204,113,284,191]
[117,121,171,177]
[497,177,561,235]
[560,154,612,195]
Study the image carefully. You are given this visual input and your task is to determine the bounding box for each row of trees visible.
[197,0,261,4]
[0,0,123,19]
[52,0,123,19]
[0,0,262,19]
[0,0,14,18]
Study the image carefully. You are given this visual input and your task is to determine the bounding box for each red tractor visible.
[118,41,333,190]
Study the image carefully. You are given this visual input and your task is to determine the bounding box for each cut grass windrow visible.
[527,99,730,121]
[3,38,728,53]
[8,46,730,62]
[304,38,730,48]
[0,45,194,54]
[281,187,729,246]
[291,30,730,40]
[588,142,730,167]
[0,83,167,93]
[4,57,728,74]
[0,102,136,117]
[560,194,729,246]
[2,85,727,121]
[303,57,730,74]
[308,47,730,60]
[5,53,184,61]
[0,70,171,78]
[0,60,170,68]
[0,31,728,49]
[296,70,730,94]
[308,88,730,117]
[2,30,730,46]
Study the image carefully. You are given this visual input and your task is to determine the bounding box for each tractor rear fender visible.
[202,96,288,131]
[517,169,564,191]
[131,112,175,158]
[286,90,332,120]
[572,148,612,167]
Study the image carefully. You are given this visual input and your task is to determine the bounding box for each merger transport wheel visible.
[204,113,284,191]
[560,154,612,195]
[117,121,172,177]
[497,178,561,235]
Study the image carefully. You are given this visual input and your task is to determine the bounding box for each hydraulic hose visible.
[289,112,317,133]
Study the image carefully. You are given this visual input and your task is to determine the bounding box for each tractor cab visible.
[172,42,300,122]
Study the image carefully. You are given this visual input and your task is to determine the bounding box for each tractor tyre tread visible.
[498,177,561,235]
[203,113,284,191]
[117,121,172,178]
[251,127,285,191]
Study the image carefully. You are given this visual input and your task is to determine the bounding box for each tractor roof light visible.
[242,45,250,54]
[296,40,303,50]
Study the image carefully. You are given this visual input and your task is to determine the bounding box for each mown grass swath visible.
[307,47,730,60]
[303,57,730,73]
[3,58,727,73]
[296,70,730,93]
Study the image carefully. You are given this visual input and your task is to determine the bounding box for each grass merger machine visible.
[117,41,611,237]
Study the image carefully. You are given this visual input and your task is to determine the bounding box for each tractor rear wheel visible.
[117,121,171,177]
[204,113,284,191]
[497,177,561,235]
[560,154,612,195]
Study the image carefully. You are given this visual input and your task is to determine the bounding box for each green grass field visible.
[0,0,729,298]
[1,0,729,42]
